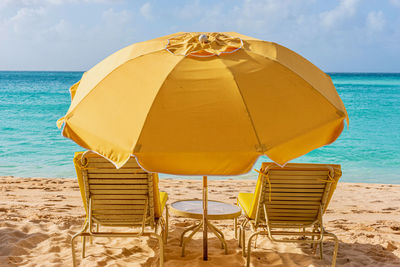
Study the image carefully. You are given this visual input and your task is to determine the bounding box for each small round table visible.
[170,199,241,257]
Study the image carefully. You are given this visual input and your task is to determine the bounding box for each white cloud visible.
[0,0,399,71]
[0,0,120,9]
[8,6,47,35]
[102,8,131,26]
[389,0,400,7]
[366,11,385,32]
[320,0,360,29]
[140,2,152,20]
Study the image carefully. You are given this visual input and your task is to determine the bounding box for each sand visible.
[0,176,399,266]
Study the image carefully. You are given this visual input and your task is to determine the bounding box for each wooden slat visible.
[87,162,141,169]
[93,199,146,205]
[88,179,148,185]
[91,189,147,195]
[87,157,139,165]
[270,221,313,225]
[92,195,147,200]
[267,209,318,214]
[266,200,321,205]
[268,179,326,184]
[269,216,316,221]
[269,170,329,176]
[88,169,147,174]
[264,188,325,193]
[267,192,323,197]
[269,175,329,181]
[88,173,148,179]
[92,204,145,210]
[267,204,319,210]
[90,184,148,190]
[265,184,325,189]
[97,222,144,226]
[265,196,322,201]
[93,214,145,221]
[92,209,146,215]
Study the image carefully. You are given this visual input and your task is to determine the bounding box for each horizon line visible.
[0,70,399,74]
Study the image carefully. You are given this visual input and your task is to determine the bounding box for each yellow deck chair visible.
[237,162,341,267]
[71,151,168,267]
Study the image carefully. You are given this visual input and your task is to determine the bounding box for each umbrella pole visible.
[203,175,208,261]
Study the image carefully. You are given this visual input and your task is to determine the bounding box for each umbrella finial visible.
[199,34,208,44]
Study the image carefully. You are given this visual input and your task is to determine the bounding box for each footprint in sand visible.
[174,221,194,227]
[48,246,61,253]
[383,207,397,211]
[390,226,400,231]
[50,257,63,264]
[334,224,350,231]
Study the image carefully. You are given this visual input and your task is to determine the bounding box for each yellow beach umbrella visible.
[58,32,348,260]
[58,32,348,175]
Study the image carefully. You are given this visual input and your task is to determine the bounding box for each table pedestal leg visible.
[208,222,228,254]
[180,222,201,247]
[180,220,229,257]
[181,221,203,257]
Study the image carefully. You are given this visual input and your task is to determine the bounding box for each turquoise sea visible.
[0,71,399,184]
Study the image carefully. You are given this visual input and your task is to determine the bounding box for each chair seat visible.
[159,191,168,217]
[238,192,254,219]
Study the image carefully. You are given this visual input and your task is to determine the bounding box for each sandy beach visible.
[0,177,399,266]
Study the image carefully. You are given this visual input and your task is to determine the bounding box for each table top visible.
[170,199,242,220]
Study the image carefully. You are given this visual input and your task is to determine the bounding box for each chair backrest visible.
[74,151,156,227]
[255,162,341,227]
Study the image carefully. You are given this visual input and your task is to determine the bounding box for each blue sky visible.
[1,0,399,72]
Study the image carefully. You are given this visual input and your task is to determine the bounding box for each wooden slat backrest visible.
[81,154,155,227]
[257,165,333,227]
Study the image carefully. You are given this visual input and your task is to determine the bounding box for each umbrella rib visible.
[131,56,188,154]
[245,42,348,121]
[64,49,166,119]
[218,59,263,153]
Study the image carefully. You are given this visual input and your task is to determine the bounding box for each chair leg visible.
[82,236,86,258]
[234,217,238,239]
[151,233,164,267]
[71,233,80,267]
[324,232,339,267]
[90,223,99,245]
[311,225,318,250]
[319,241,323,259]
[161,218,167,244]
[246,232,259,267]
[241,220,248,256]
[242,226,246,256]
[154,222,159,234]
[165,206,169,242]
[238,223,242,248]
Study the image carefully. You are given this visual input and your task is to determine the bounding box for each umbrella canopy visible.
[57,32,348,175]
